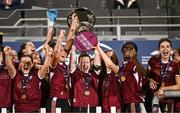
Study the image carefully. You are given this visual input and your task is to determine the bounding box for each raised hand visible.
[3,46,12,55]
[58,30,66,41]
[95,41,100,50]
[43,45,53,57]
[129,48,137,60]
[71,13,79,31]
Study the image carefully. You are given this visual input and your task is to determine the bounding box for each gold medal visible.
[120,76,126,82]
[85,90,90,96]
[21,94,27,100]
[65,84,69,90]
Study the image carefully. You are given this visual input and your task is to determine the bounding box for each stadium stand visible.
[0,0,180,41]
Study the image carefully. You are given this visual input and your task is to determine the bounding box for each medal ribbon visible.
[160,60,171,82]
[21,75,32,97]
[104,74,110,89]
[84,73,91,91]
[61,63,70,89]
[119,61,128,81]
[121,61,128,75]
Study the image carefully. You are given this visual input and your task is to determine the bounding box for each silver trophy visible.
[67,8,97,52]
[67,7,96,32]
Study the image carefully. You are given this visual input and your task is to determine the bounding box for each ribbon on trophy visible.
[67,8,97,52]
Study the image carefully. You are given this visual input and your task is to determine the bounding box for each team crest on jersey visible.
[17,82,22,89]
[154,69,160,75]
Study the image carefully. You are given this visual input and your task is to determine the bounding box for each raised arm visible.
[70,45,77,73]
[155,65,180,99]
[38,45,53,79]
[44,27,54,45]
[64,14,79,55]
[4,46,16,78]
[51,30,65,68]
[93,48,101,74]
[96,42,119,74]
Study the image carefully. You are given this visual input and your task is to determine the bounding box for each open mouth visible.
[31,49,35,53]
[82,66,88,72]
[23,62,31,74]
[60,53,66,59]
[61,55,65,58]
[24,64,29,71]
[34,56,39,60]
[162,51,169,56]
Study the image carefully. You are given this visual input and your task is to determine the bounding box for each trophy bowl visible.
[67,7,96,32]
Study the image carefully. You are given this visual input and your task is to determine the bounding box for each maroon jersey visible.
[13,70,42,112]
[13,60,19,70]
[175,62,180,111]
[175,98,180,112]
[71,68,99,107]
[146,55,179,102]
[102,71,122,112]
[49,63,70,99]
[0,67,12,108]
[121,60,144,104]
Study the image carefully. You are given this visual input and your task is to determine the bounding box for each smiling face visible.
[173,49,180,62]
[24,42,36,56]
[19,56,33,74]
[159,41,172,61]
[10,49,18,62]
[79,56,91,73]
[122,43,135,59]
[32,52,41,65]
[59,47,67,63]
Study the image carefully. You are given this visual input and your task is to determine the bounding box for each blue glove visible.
[47,9,58,22]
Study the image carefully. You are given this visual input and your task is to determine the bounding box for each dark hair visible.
[175,48,180,55]
[105,50,119,65]
[158,38,172,49]
[18,42,27,60]
[121,41,138,52]
[48,40,56,49]
[173,48,180,58]
[78,52,91,63]
[0,46,5,63]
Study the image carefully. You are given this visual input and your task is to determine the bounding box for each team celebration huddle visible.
[0,8,180,113]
